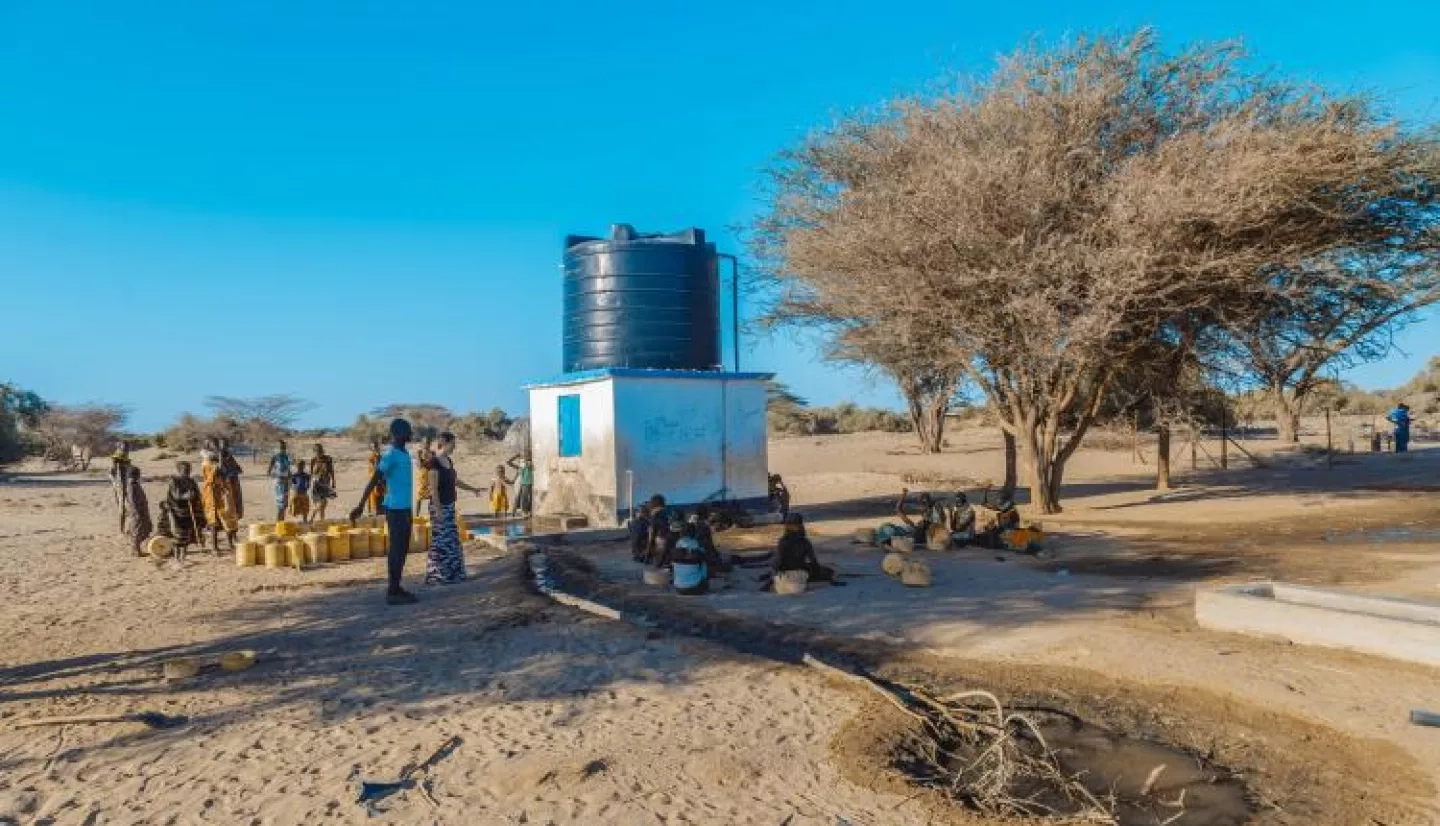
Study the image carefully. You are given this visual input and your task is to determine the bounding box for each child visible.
[289,461,312,523]
[507,454,535,516]
[489,464,513,516]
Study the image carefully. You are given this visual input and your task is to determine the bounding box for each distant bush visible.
[161,413,242,453]
[769,401,910,435]
[348,406,513,445]
[32,403,130,458]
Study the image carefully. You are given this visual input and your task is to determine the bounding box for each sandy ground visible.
[2,425,1439,825]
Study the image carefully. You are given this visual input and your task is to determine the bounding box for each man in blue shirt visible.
[353,418,417,605]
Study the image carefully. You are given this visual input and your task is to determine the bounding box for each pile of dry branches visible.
[805,655,1119,823]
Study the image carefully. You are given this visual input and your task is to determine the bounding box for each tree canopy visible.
[751,29,1440,512]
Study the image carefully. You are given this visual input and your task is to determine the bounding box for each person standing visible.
[219,440,244,519]
[120,466,152,557]
[201,441,239,552]
[352,419,416,605]
[267,440,293,522]
[289,461,312,523]
[414,437,435,512]
[108,440,132,526]
[365,438,387,517]
[768,474,791,520]
[159,461,205,558]
[424,432,483,585]
[1388,403,1413,453]
[489,464,514,517]
[507,454,535,516]
[310,443,337,522]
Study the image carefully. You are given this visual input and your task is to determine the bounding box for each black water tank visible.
[562,225,720,373]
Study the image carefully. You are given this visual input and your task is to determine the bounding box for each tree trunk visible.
[1000,430,1017,501]
[1155,425,1171,491]
[904,393,946,454]
[1270,384,1301,443]
[1016,425,1065,514]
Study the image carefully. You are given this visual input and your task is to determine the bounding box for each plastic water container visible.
[673,562,708,595]
[301,533,329,565]
[235,540,259,567]
[329,531,352,562]
[349,529,371,560]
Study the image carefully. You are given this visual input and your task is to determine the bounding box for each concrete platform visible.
[1196,582,1440,667]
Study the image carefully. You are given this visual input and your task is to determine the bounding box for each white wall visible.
[612,375,769,511]
[721,379,770,503]
[527,378,617,523]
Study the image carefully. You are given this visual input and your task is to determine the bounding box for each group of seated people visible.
[628,493,836,594]
[883,488,1020,550]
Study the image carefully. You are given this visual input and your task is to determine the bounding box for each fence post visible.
[1220,407,1229,470]
[1325,408,1333,468]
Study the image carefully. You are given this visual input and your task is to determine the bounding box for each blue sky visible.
[2,1,1437,431]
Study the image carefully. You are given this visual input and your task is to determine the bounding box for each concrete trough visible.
[1196,581,1440,667]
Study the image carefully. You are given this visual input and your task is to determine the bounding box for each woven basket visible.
[853,527,877,546]
[162,658,200,680]
[220,650,257,672]
[900,559,933,587]
[881,552,906,576]
[889,536,915,554]
[774,570,809,595]
[642,567,671,586]
[145,535,176,560]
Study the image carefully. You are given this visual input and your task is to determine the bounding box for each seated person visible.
[771,513,834,587]
[628,503,652,562]
[646,494,671,562]
[948,492,976,546]
[650,516,685,568]
[768,474,791,518]
[671,524,709,596]
[996,499,1020,531]
[689,509,730,572]
[893,488,944,547]
[977,499,1021,549]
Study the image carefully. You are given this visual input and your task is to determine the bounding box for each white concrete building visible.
[525,368,773,526]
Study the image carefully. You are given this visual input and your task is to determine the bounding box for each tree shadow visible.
[0,555,737,773]
[0,474,111,488]
[789,444,1440,524]
[560,536,1233,666]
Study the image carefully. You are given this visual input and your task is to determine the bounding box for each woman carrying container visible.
[424,432,483,585]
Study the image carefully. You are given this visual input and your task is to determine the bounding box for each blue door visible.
[558,394,582,457]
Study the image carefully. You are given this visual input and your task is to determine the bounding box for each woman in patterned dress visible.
[267,441,293,522]
[120,466,153,556]
[158,461,205,553]
[309,443,337,522]
[424,432,482,585]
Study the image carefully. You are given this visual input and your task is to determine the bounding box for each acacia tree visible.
[830,321,965,453]
[1227,256,1440,443]
[34,404,130,458]
[752,30,1439,513]
[204,394,316,446]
